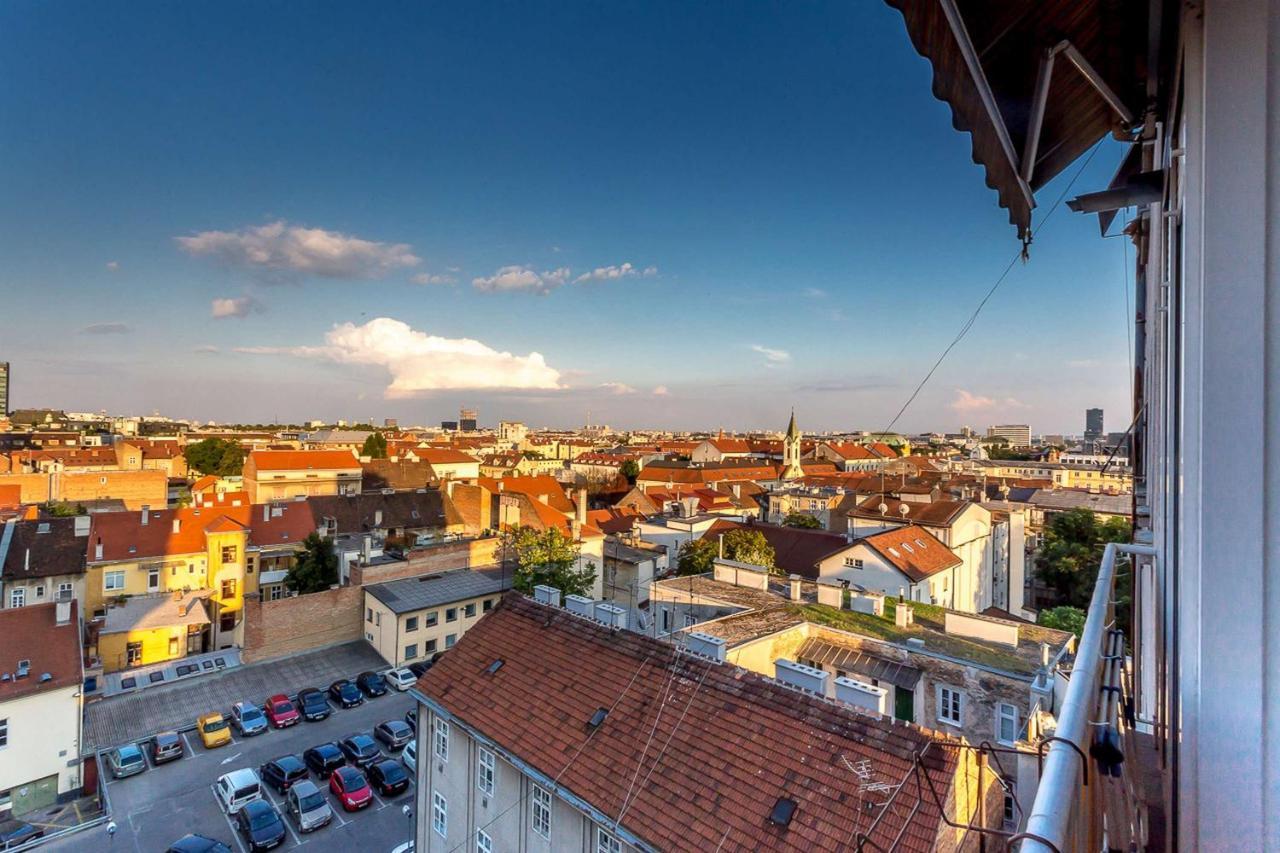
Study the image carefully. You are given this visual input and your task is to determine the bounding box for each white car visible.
[383,667,417,691]
[402,739,417,773]
[215,768,263,815]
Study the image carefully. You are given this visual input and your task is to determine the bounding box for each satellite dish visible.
[899,504,910,517]
[877,503,888,515]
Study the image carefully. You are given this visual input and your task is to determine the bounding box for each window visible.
[1002,784,1017,831]
[33,585,44,600]
[843,557,863,568]
[464,602,476,618]
[269,586,284,601]
[58,582,73,599]
[433,719,449,761]
[221,545,237,564]
[404,644,418,660]
[220,612,235,632]
[531,784,552,839]
[937,686,963,726]
[147,568,160,591]
[0,718,7,748]
[476,830,492,853]
[661,609,671,633]
[996,703,1019,745]
[126,642,143,666]
[483,598,494,612]
[597,827,622,853]
[168,636,179,656]
[220,579,236,599]
[367,608,373,623]
[104,570,125,592]
[426,639,438,654]
[405,615,419,632]
[446,633,457,649]
[477,748,495,797]
[446,607,458,623]
[425,610,438,627]
[432,791,447,837]
[9,589,23,608]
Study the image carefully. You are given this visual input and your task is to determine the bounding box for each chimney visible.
[263,504,270,523]
[141,505,150,526]
[1040,642,1051,667]
[361,534,372,564]
[575,489,588,526]
[788,574,802,601]
[55,599,71,625]
[834,675,888,715]
[172,518,181,534]
[894,600,914,628]
[497,481,505,492]
[73,515,90,537]
[683,631,727,662]
[565,594,594,618]
[774,659,829,695]
[533,584,562,607]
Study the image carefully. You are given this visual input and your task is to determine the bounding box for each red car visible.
[329,766,373,812]
[265,694,301,729]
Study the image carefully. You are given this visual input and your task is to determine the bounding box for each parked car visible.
[285,779,333,833]
[338,733,381,768]
[297,687,331,722]
[0,820,43,850]
[328,766,373,812]
[259,754,307,794]
[404,708,417,731]
[106,743,147,778]
[231,701,269,737]
[152,731,184,765]
[264,694,300,728]
[367,759,410,797]
[374,720,414,752]
[328,679,363,708]
[402,739,416,774]
[165,836,232,853]
[214,768,263,815]
[355,670,388,698]
[235,799,286,851]
[406,660,432,678]
[302,742,345,779]
[383,667,417,691]
[198,712,233,749]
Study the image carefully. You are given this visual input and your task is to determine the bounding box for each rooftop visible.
[365,567,511,614]
[0,601,82,700]
[101,590,211,635]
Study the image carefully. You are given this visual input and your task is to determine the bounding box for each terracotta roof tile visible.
[0,601,81,700]
[859,525,961,582]
[248,449,359,471]
[700,520,851,579]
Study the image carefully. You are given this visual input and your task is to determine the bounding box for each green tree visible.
[783,512,821,529]
[361,432,388,459]
[41,501,86,517]
[722,528,776,571]
[508,526,597,597]
[284,533,339,594]
[676,538,719,576]
[620,459,640,484]
[1038,605,1087,638]
[184,438,246,476]
[1035,508,1133,611]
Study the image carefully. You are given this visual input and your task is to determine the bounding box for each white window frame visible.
[58,582,73,599]
[432,790,447,838]
[476,829,492,853]
[9,588,24,608]
[531,784,552,839]
[996,702,1019,745]
[104,570,125,592]
[0,717,8,748]
[937,685,963,727]
[433,718,449,761]
[147,567,160,591]
[477,747,495,797]
[597,826,623,853]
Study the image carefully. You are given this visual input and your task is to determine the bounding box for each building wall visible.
[240,584,364,663]
[1,574,84,610]
[364,590,503,667]
[815,544,923,602]
[355,537,502,586]
[0,684,83,811]
[244,467,361,503]
[0,469,168,509]
[86,554,211,618]
[99,623,189,673]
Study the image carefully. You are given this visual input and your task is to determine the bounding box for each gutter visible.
[0,518,15,589]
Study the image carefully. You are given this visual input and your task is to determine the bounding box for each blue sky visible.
[0,1,1133,434]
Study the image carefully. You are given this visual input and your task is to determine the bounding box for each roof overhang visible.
[884,0,1149,242]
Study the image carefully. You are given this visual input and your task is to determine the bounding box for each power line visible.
[878,139,1107,437]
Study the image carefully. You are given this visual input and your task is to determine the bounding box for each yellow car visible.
[197,712,232,749]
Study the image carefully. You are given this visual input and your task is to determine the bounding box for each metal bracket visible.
[1038,735,1089,786]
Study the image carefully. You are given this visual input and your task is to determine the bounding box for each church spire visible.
[781,408,803,480]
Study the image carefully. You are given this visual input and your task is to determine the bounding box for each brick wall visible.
[357,537,502,585]
[241,584,365,664]
[0,469,168,509]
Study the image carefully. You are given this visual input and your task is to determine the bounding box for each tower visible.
[781,409,803,480]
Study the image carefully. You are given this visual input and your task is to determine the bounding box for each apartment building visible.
[363,568,510,666]
[412,448,480,481]
[985,425,1031,448]
[242,449,361,503]
[0,468,168,510]
[0,516,88,609]
[410,593,1002,852]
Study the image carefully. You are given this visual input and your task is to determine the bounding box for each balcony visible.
[1016,542,1165,852]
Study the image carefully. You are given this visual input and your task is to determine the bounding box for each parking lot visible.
[46,686,420,853]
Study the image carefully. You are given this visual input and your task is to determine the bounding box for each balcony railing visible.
[1016,541,1158,852]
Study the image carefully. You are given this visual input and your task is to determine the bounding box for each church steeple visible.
[781,408,803,480]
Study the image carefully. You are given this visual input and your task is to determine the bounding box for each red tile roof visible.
[0,483,21,508]
[416,594,968,852]
[248,449,359,471]
[0,601,81,700]
[848,496,970,528]
[414,448,480,466]
[859,525,961,582]
[701,520,851,579]
[87,502,316,562]
[586,506,644,535]
[479,475,575,514]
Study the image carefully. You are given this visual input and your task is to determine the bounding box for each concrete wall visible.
[0,684,82,809]
[241,584,363,663]
[355,537,501,586]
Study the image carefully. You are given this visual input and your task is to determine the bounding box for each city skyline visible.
[0,2,1132,433]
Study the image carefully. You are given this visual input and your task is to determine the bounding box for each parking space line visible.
[261,787,303,848]
[212,784,250,853]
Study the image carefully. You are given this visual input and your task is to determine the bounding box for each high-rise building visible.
[1084,408,1104,442]
[985,423,1031,448]
[0,361,8,416]
[459,407,478,432]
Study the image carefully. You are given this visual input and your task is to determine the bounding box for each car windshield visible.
[247,808,279,831]
[338,768,363,786]
[204,718,228,732]
[303,693,325,707]
[298,791,325,811]
[379,763,406,781]
[241,707,265,722]
[341,684,359,696]
[119,750,142,764]
[273,701,293,714]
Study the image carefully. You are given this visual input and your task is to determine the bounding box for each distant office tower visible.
[0,362,8,416]
[1085,408,1104,442]
[459,407,478,432]
[986,424,1032,448]
[440,420,459,432]
[383,418,398,429]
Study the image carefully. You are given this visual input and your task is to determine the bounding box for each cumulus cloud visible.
[105,261,120,271]
[652,385,669,396]
[950,389,1028,413]
[193,345,219,354]
[176,221,420,279]
[80,323,130,335]
[211,295,262,319]
[472,265,572,295]
[600,382,638,395]
[411,272,456,286]
[236,317,563,396]
[751,344,791,366]
[573,262,657,284]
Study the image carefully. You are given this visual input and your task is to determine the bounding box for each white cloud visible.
[949,389,1029,413]
[177,220,420,279]
[80,323,130,335]
[105,261,120,271]
[750,344,791,366]
[193,345,219,354]
[652,385,669,396]
[600,382,638,395]
[472,265,572,295]
[411,272,456,285]
[573,262,657,284]
[236,317,563,396]
[211,295,262,319]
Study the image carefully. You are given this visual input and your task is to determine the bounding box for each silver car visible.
[286,780,333,833]
[106,743,146,779]
[402,739,417,774]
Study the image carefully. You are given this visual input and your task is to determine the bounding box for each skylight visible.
[587,707,608,728]
[769,797,798,827]
[485,659,504,675]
